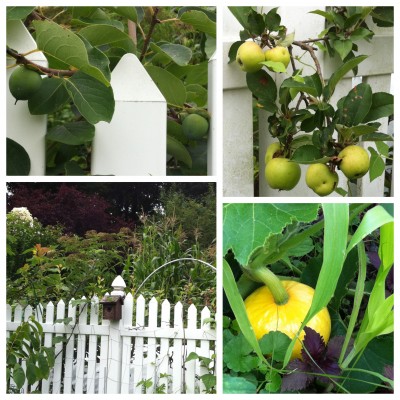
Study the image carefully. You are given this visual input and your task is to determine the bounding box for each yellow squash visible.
[244,280,331,359]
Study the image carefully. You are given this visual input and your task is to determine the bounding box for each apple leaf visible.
[7,6,35,20]
[167,135,192,168]
[246,70,277,103]
[340,83,373,126]
[261,60,286,73]
[363,92,394,122]
[333,39,353,61]
[324,55,368,100]
[368,147,386,182]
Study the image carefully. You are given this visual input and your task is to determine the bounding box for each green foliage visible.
[7,316,55,393]
[6,211,63,280]
[7,6,216,175]
[229,6,393,196]
[223,203,394,393]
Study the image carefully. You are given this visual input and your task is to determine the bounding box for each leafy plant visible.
[6,6,216,175]
[223,203,394,393]
[7,316,55,393]
[228,6,393,196]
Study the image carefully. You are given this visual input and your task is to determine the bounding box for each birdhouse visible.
[100,295,124,321]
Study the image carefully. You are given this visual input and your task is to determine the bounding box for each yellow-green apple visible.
[265,158,301,190]
[264,142,282,164]
[236,42,265,73]
[306,163,339,196]
[338,145,370,179]
[264,46,291,68]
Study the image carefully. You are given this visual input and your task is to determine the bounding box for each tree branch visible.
[292,40,324,86]
[139,7,161,62]
[7,46,75,77]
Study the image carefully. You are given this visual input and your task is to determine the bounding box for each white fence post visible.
[91,53,167,176]
[6,20,47,175]
[223,7,254,196]
[105,276,126,394]
[207,51,217,176]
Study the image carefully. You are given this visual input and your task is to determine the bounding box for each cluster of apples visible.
[264,142,370,196]
[236,41,290,73]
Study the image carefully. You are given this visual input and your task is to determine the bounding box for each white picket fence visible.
[6,19,216,176]
[6,294,216,394]
[223,6,394,197]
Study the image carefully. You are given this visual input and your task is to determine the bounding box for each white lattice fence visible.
[6,294,216,394]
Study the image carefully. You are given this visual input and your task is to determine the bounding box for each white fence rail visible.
[223,6,394,197]
[7,294,216,394]
[6,20,216,176]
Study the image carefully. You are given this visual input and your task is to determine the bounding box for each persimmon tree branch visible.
[139,7,161,62]
[6,46,75,77]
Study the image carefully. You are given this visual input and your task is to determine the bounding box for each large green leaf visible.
[12,363,25,389]
[368,147,386,182]
[79,35,111,81]
[363,92,394,122]
[185,84,207,107]
[167,135,192,168]
[246,70,277,104]
[46,121,95,145]
[223,259,265,363]
[223,204,319,266]
[6,138,30,175]
[223,374,257,394]
[7,6,35,20]
[180,10,216,38]
[333,39,353,61]
[342,335,393,393]
[33,20,110,86]
[283,204,349,366]
[64,71,114,124]
[280,73,322,98]
[325,55,368,99]
[340,83,373,126]
[150,43,192,66]
[109,7,138,22]
[228,7,254,31]
[28,77,69,115]
[79,24,135,54]
[145,66,186,106]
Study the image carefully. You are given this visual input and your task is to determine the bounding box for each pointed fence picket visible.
[6,295,216,394]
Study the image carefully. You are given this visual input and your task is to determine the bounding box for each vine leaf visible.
[223,204,319,266]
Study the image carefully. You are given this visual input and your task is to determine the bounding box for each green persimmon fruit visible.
[264,142,282,165]
[338,145,370,179]
[9,66,42,101]
[182,114,209,140]
[264,46,291,68]
[236,42,265,73]
[306,163,339,196]
[265,157,301,190]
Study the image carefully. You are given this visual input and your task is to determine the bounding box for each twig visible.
[7,47,75,77]
[292,40,324,86]
[139,7,161,62]
[288,45,309,110]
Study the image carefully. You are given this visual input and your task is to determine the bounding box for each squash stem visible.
[247,267,289,305]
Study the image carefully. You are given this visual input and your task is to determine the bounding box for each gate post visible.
[103,275,126,394]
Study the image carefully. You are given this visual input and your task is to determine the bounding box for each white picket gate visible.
[6,292,216,394]
[223,6,394,197]
[6,19,216,176]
